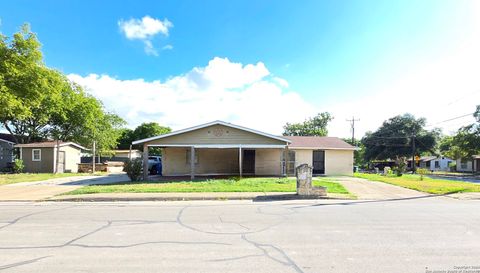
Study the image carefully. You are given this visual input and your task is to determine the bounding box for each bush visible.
[394,157,407,177]
[12,159,24,173]
[417,168,429,181]
[124,159,143,181]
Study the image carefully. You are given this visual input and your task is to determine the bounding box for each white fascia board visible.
[132,120,291,145]
[147,144,287,149]
[289,147,357,151]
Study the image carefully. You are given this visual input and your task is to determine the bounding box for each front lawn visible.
[354,173,480,194]
[0,173,101,185]
[64,177,350,195]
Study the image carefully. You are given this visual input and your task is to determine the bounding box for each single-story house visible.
[132,120,355,179]
[408,156,453,171]
[456,155,480,173]
[15,141,86,173]
[0,133,16,171]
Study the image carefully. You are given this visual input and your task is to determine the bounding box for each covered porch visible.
[132,121,294,180]
[142,144,292,180]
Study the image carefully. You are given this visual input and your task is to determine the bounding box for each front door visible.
[312,150,325,175]
[57,151,65,173]
[242,150,255,174]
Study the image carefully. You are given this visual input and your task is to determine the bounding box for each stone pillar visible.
[296,164,326,197]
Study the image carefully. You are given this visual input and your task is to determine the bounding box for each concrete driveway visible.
[330,176,429,200]
[0,174,129,201]
[0,198,479,272]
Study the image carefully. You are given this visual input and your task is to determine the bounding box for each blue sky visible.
[1,0,479,136]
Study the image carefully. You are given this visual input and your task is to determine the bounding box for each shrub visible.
[124,159,143,181]
[417,168,429,181]
[394,157,407,177]
[12,159,24,173]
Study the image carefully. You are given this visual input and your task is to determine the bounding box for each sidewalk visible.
[0,174,129,201]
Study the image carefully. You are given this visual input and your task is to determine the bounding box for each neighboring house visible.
[0,133,16,171]
[132,120,355,179]
[15,141,86,173]
[408,156,453,171]
[114,149,142,160]
[80,149,142,163]
[456,155,480,173]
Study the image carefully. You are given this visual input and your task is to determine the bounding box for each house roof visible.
[15,141,87,150]
[132,120,292,145]
[283,136,356,150]
[0,133,16,144]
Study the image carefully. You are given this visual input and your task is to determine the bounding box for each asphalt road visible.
[1,197,479,273]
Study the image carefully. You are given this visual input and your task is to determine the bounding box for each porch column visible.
[143,143,148,181]
[283,146,288,177]
[239,146,243,178]
[190,146,195,180]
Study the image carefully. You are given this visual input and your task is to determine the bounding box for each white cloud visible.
[68,57,315,134]
[118,15,173,55]
[162,44,173,50]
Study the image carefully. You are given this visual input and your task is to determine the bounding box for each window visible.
[461,162,468,169]
[186,149,199,164]
[32,149,41,161]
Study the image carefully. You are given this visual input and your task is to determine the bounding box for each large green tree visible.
[441,106,480,159]
[283,112,333,136]
[361,114,439,161]
[117,122,172,155]
[0,23,125,154]
[0,24,65,143]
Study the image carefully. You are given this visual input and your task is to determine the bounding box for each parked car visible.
[148,156,162,175]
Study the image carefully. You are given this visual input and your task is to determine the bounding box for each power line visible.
[426,113,474,127]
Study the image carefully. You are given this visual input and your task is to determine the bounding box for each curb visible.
[46,194,348,202]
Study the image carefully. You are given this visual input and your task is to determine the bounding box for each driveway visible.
[330,176,429,200]
[0,174,129,201]
[0,198,479,272]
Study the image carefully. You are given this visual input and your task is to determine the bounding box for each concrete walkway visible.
[0,174,129,201]
[331,176,429,200]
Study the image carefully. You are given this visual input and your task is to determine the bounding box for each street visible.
[0,197,479,273]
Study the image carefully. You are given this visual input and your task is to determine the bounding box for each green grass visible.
[354,173,480,194]
[0,173,104,185]
[64,177,350,195]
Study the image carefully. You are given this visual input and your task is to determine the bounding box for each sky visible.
[1,0,480,138]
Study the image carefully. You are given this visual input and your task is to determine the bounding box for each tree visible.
[117,122,172,155]
[0,23,126,154]
[344,138,366,168]
[361,114,438,161]
[283,112,333,136]
[441,106,480,160]
[0,24,65,143]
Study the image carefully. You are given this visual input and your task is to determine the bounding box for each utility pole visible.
[346,116,360,145]
[411,134,416,173]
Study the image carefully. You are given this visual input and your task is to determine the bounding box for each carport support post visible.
[143,144,148,181]
[284,146,288,177]
[190,146,195,180]
[239,146,243,178]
